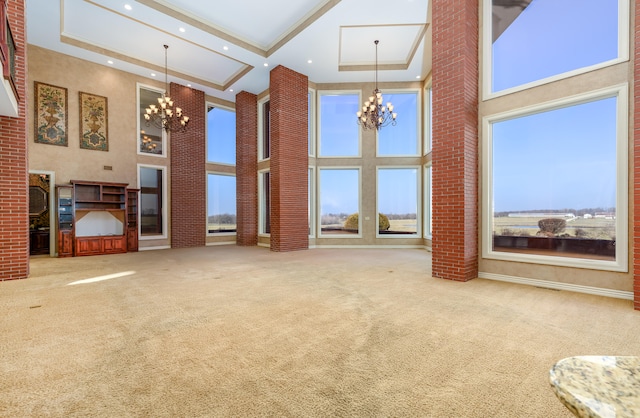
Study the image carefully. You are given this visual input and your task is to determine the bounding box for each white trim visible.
[478,272,633,301]
[375,165,421,238]
[205,102,236,165]
[136,83,167,158]
[137,163,168,240]
[206,241,236,246]
[138,245,171,251]
[258,95,270,162]
[317,90,362,158]
[315,244,426,249]
[482,0,630,101]
[257,242,270,248]
[481,84,629,272]
[318,166,362,238]
[375,88,422,157]
[206,171,237,237]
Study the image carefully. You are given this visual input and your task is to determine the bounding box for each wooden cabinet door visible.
[127,229,138,252]
[103,236,126,253]
[58,230,74,257]
[76,237,103,256]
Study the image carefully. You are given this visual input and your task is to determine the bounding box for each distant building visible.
[508,213,576,219]
[583,214,593,219]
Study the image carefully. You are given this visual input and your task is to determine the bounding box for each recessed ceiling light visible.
[307,59,312,64]
[179,27,186,33]
[223,46,229,51]
[187,84,192,87]
[229,89,234,92]
[416,75,421,79]
[151,73,156,77]
[107,60,114,65]
[264,63,268,67]
[124,4,132,10]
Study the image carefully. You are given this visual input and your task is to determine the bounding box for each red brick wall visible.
[269,65,308,252]
[431,0,479,281]
[170,82,206,248]
[634,0,640,309]
[235,91,258,246]
[0,0,28,280]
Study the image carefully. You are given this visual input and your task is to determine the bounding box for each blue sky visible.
[492,0,620,212]
[493,0,618,92]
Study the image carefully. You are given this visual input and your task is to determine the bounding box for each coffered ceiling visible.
[26,0,431,102]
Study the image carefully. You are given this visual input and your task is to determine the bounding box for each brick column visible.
[431,0,479,281]
[0,0,28,280]
[633,0,640,310]
[269,65,308,252]
[235,91,258,246]
[170,82,206,248]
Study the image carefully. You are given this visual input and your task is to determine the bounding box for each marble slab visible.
[549,356,640,417]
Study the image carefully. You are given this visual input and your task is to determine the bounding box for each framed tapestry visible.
[34,81,68,146]
[79,91,108,151]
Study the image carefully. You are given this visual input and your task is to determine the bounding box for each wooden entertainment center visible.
[56,180,139,257]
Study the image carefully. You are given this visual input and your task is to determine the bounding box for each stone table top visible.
[549,356,640,417]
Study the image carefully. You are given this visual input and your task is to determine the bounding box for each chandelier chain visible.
[356,40,397,131]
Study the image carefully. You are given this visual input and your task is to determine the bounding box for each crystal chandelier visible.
[356,40,397,131]
[144,45,190,132]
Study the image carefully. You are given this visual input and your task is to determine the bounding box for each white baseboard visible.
[205,241,236,246]
[138,245,171,252]
[478,272,633,301]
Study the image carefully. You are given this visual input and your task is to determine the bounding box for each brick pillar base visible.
[235,91,258,246]
[633,0,640,310]
[0,0,28,280]
[269,65,308,252]
[170,82,206,248]
[431,0,479,281]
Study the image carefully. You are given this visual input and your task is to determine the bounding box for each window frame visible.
[376,88,422,157]
[481,84,628,272]
[424,164,432,239]
[258,96,270,162]
[376,165,422,238]
[258,169,270,236]
[317,167,362,238]
[206,171,237,236]
[482,0,630,100]
[424,81,432,155]
[137,83,167,158]
[205,102,236,166]
[317,90,362,159]
[137,163,168,240]
[308,88,316,157]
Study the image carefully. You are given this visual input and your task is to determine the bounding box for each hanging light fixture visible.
[144,45,190,132]
[356,40,397,131]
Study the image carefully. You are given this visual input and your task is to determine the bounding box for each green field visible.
[493,216,615,240]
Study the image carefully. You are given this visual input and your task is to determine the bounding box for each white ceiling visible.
[26,0,431,102]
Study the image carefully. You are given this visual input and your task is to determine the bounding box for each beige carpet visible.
[1,246,638,417]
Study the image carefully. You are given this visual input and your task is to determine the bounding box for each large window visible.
[259,98,270,161]
[207,173,236,234]
[137,84,165,156]
[139,165,166,237]
[377,91,420,156]
[207,106,236,165]
[318,92,359,157]
[424,85,432,155]
[259,171,270,235]
[377,168,419,236]
[319,168,360,236]
[424,164,432,239]
[483,86,627,271]
[308,89,315,156]
[486,0,626,96]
